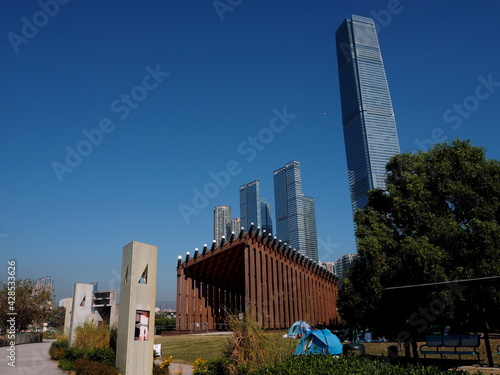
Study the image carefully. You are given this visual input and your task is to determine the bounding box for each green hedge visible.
[255,355,476,375]
[74,358,119,375]
[193,355,479,375]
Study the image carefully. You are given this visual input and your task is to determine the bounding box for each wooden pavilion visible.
[176,225,339,331]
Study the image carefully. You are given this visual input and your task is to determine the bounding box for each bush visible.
[49,347,66,361]
[73,358,119,375]
[49,340,69,360]
[153,356,173,375]
[192,357,230,375]
[85,347,116,367]
[63,346,87,361]
[74,322,111,350]
[57,358,75,371]
[254,355,476,375]
[43,330,59,339]
[155,316,176,333]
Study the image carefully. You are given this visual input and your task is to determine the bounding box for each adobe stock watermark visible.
[415,74,500,151]
[318,235,341,263]
[7,0,71,54]
[370,0,414,35]
[213,0,243,21]
[51,64,169,182]
[178,106,296,224]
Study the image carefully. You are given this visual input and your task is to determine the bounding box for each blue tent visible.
[295,329,343,355]
[287,321,311,338]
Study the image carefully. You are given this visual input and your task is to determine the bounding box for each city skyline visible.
[336,15,401,215]
[2,2,499,302]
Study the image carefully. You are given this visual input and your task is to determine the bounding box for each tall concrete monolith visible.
[116,241,158,375]
[63,298,73,336]
[68,283,94,345]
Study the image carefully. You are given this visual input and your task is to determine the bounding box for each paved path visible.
[168,362,194,375]
[0,340,66,375]
[456,365,500,374]
[155,359,194,375]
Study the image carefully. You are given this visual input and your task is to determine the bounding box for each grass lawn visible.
[156,333,500,368]
[155,332,297,365]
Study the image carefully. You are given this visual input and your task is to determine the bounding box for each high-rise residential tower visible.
[240,180,261,230]
[230,217,241,235]
[273,161,318,262]
[335,15,400,214]
[240,180,273,234]
[335,253,358,287]
[214,205,231,241]
[260,199,273,234]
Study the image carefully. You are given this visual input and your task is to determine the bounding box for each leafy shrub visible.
[73,358,119,375]
[152,357,172,375]
[49,340,69,360]
[63,346,86,361]
[155,316,176,333]
[49,347,66,360]
[50,339,69,349]
[57,358,75,371]
[85,347,116,367]
[192,357,230,375]
[43,330,58,339]
[254,355,475,375]
[109,325,118,352]
[152,355,172,375]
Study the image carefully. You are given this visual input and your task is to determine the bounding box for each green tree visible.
[0,279,55,332]
[48,306,66,329]
[339,140,500,333]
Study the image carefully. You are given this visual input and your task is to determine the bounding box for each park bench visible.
[420,334,480,362]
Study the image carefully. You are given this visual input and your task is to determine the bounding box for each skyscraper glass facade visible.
[214,205,232,241]
[240,180,273,234]
[240,180,261,230]
[273,161,318,262]
[335,15,400,213]
[260,199,273,235]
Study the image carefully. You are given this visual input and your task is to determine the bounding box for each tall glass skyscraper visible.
[335,15,400,214]
[240,180,261,230]
[240,180,273,234]
[260,199,273,234]
[273,161,318,262]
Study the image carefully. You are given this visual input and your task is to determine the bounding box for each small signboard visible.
[153,343,162,357]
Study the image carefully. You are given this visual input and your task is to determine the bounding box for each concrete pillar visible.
[68,283,94,346]
[116,241,158,375]
[63,298,73,337]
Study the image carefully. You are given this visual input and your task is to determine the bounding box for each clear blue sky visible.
[1,1,500,305]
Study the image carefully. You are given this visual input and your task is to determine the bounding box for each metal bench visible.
[420,334,443,357]
[420,334,480,362]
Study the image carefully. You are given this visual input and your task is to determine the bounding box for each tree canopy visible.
[0,278,55,332]
[339,140,500,334]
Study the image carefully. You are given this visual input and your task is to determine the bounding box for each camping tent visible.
[286,321,311,338]
[295,329,343,355]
